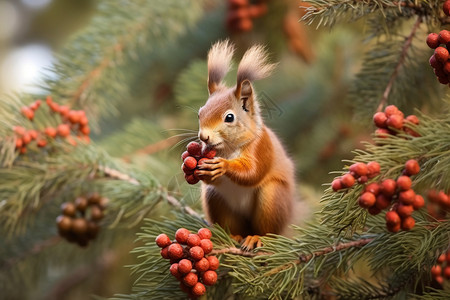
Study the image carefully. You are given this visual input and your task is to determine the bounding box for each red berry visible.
[375,194,391,210]
[401,216,415,230]
[375,128,391,138]
[373,112,388,128]
[364,183,380,195]
[435,275,444,285]
[405,115,419,125]
[170,263,182,279]
[187,234,201,247]
[340,174,355,188]
[191,282,206,297]
[331,179,343,191]
[57,124,71,137]
[181,151,190,161]
[28,130,37,140]
[182,163,194,175]
[445,0,450,16]
[189,246,205,261]
[197,157,209,166]
[185,174,199,185]
[194,257,210,272]
[198,228,212,240]
[387,222,401,233]
[21,106,34,120]
[183,272,198,287]
[439,30,450,45]
[368,206,381,215]
[429,55,442,68]
[184,156,197,170]
[381,179,397,196]
[444,266,450,279]
[396,203,414,217]
[359,192,376,209]
[357,176,368,184]
[438,254,446,264]
[200,239,213,254]
[187,142,202,157]
[385,211,401,226]
[427,190,439,203]
[386,114,403,130]
[175,228,191,244]
[367,161,381,177]
[15,138,23,149]
[434,47,449,63]
[437,191,449,207]
[431,265,442,277]
[404,159,420,176]
[160,246,169,259]
[202,270,218,286]
[155,233,172,248]
[384,105,401,117]
[58,105,70,117]
[22,133,31,145]
[399,189,416,205]
[446,251,450,262]
[179,281,190,294]
[68,110,80,123]
[207,256,220,270]
[349,162,368,177]
[412,195,425,210]
[49,102,60,113]
[202,147,217,159]
[396,176,412,191]
[427,33,440,49]
[45,127,57,138]
[13,126,26,136]
[178,259,193,275]
[80,125,90,136]
[168,243,184,260]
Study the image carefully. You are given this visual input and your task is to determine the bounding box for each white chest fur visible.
[213,176,255,217]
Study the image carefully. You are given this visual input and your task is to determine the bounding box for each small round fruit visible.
[386,114,403,130]
[178,259,193,275]
[21,106,34,120]
[404,159,420,176]
[80,125,90,135]
[396,203,414,217]
[75,197,88,212]
[187,141,202,157]
[427,190,439,203]
[183,272,198,287]
[443,266,450,279]
[381,179,397,196]
[331,179,343,191]
[364,183,380,195]
[202,270,218,286]
[399,189,416,205]
[90,205,104,221]
[160,246,169,259]
[72,218,88,236]
[429,55,442,68]
[15,138,23,149]
[45,127,57,138]
[431,265,442,277]
[434,47,449,63]
[396,176,412,191]
[357,176,368,184]
[367,161,381,177]
[427,33,440,49]
[385,211,401,226]
[170,263,182,279]
[412,195,425,210]
[68,110,81,123]
[401,216,415,231]
[207,256,220,270]
[184,156,197,170]
[438,254,446,264]
[445,0,450,16]
[56,215,72,233]
[197,157,209,167]
[59,105,70,117]
[373,112,387,128]
[200,239,214,254]
[387,222,401,233]
[439,30,450,45]
[187,234,201,247]
[182,163,194,175]
[375,128,391,138]
[189,246,205,261]
[437,191,449,207]
[61,202,77,217]
[181,151,190,161]
[340,174,355,188]
[57,124,71,137]
[168,243,184,260]
[37,139,47,147]
[405,115,419,125]
[375,194,391,210]
[359,192,376,209]
[198,228,212,240]
[194,257,210,272]
[384,105,401,117]
[185,174,199,185]
[349,162,368,177]
[175,228,191,244]
[86,221,99,239]
[202,148,217,159]
[191,282,206,297]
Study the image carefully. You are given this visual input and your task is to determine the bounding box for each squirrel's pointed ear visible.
[235,79,254,112]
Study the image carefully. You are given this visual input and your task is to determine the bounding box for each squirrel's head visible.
[198,40,275,153]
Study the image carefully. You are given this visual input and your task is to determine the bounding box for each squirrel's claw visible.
[241,235,262,251]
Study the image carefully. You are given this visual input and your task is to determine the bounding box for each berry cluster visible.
[359,160,423,232]
[14,96,90,154]
[427,189,450,221]
[431,250,450,285]
[56,193,108,247]
[156,228,219,298]
[426,0,450,85]
[331,161,381,191]
[373,105,420,138]
[181,141,216,185]
[226,0,268,33]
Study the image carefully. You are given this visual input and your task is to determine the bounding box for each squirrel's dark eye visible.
[225,113,234,123]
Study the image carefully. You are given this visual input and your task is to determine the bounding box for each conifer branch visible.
[377,15,422,112]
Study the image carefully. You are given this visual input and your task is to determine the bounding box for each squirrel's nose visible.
[199,132,209,143]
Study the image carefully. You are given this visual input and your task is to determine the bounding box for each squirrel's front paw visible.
[197,157,227,182]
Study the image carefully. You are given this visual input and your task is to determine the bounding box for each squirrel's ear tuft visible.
[235,79,254,112]
[236,45,276,88]
[207,40,235,95]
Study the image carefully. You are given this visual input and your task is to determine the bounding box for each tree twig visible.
[376,15,422,112]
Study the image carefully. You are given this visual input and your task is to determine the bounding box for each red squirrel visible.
[196,40,295,250]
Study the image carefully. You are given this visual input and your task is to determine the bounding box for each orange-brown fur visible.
[197,41,295,249]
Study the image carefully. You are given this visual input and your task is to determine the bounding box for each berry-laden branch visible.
[377,15,422,112]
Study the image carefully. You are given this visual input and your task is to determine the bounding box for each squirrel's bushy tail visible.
[237,45,276,85]
[207,40,235,93]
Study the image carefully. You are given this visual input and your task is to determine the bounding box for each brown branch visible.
[210,247,271,257]
[376,15,422,112]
